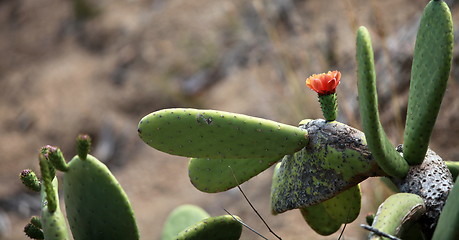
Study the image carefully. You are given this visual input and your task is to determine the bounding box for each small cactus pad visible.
[403,0,453,165]
[432,174,459,240]
[271,120,384,213]
[356,26,409,178]
[63,154,139,240]
[299,185,361,236]
[42,145,68,172]
[24,223,44,240]
[76,134,91,160]
[40,178,71,240]
[138,108,308,159]
[20,169,41,192]
[188,156,280,193]
[161,204,210,240]
[176,215,242,240]
[369,193,426,239]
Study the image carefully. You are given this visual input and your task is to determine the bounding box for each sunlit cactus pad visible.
[161,205,210,240]
[138,108,308,159]
[63,155,139,240]
[176,215,242,240]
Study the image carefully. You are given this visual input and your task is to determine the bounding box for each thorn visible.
[228,166,282,240]
[360,224,401,240]
[223,208,268,240]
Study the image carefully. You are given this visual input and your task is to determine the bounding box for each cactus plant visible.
[161,204,243,240]
[161,204,210,240]
[20,135,139,240]
[136,1,457,238]
[15,0,458,239]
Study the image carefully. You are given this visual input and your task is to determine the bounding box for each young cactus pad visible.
[271,119,384,213]
[300,185,361,236]
[161,204,210,240]
[188,156,280,193]
[63,154,139,240]
[40,178,71,240]
[369,193,426,239]
[176,215,242,240]
[403,0,453,165]
[138,108,308,159]
[356,26,409,178]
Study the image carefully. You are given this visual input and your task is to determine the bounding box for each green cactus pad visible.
[40,178,71,240]
[300,185,361,236]
[300,203,342,236]
[356,26,409,178]
[271,120,384,213]
[138,108,308,159]
[176,215,242,240]
[20,169,41,192]
[161,204,210,240]
[446,161,459,180]
[188,156,280,193]
[403,0,453,165]
[432,175,459,240]
[63,154,139,240]
[369,193,426,239]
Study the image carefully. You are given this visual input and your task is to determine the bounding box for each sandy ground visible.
[1,0,459,239]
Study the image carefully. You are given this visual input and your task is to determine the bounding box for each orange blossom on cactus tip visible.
[306,70,341,95]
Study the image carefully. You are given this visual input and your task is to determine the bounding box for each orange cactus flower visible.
[306,70,341,95]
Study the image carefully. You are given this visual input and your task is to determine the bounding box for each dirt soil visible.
[1,0,459,239]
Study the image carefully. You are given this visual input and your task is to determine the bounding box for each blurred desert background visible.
[1,0,459,239]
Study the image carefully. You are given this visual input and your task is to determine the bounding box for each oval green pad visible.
[188,156,280,193]
[161,204,210,240]
[299,185,361,236]
[63,155,139,240]
[176,215,242,240]
[271,119,384,213]
[356,26,409,178]
[432,175,459,240]
[41,178,71,240]
[403,0,453,165]
[138,108,308,159]
[369,193,425,239]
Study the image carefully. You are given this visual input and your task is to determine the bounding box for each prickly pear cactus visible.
[188,156,280,193]
[176,215,242,240]
[403,0,453,166]
[138,108,308,159]
[161,204,210,240]
[356,25,409,178]
[271,119,384,213]
[369,193,426,239]
[54,135,139,240]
